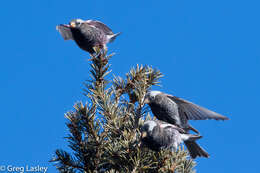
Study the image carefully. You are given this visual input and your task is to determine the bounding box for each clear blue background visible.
[1,0,259,172]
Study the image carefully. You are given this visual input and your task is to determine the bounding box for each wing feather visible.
[85,20,114,35]
[56,25,73,40]
[166,95,229,120]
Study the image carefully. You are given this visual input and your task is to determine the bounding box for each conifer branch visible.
[51,51,196,173]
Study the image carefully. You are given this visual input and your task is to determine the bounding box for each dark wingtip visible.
[212,113,230,121]
[56,24,70,30]
[217,115,230,121]
[225,116,230,120]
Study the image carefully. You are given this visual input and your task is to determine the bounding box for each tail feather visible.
[107,32,121,43]
[184,141,209,159]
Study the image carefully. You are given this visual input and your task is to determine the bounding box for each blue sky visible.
[0,0,259,172]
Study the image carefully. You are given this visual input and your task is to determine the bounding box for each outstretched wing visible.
[167,95,229,120]
[56,25,73,40]
[85,20,114,35]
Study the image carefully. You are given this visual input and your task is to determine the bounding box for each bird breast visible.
[150,97,180,124]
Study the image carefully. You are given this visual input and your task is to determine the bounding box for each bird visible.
[143,90,229,134]
[56,19,121,54]
[140,120,209,159]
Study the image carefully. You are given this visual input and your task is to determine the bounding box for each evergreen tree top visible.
[51,51,196,173]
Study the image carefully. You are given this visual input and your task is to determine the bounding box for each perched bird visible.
[56,19,120,54]
[140,120,209,159]
[143,91,229,133]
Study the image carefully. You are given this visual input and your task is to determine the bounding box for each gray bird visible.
[140,120,209,159]
[56,19,120,54]
[143,91,229,133]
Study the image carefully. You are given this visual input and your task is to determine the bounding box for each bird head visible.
[140,120,157,139]
[143,90,161,104]
[69,19,84,28]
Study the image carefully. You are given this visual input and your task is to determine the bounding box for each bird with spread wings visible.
[56,19,120,54]
[143,90,229,134]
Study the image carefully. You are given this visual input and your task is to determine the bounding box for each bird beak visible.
[141,131,147,138]
[70,22,76,28]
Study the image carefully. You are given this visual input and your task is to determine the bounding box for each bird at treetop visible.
[143,90,229,134]
[140,120,209,159]
[56,19,121,54]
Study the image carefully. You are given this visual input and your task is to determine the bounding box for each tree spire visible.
[51,51,196,173]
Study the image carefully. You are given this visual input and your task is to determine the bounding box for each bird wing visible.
[85,20,114,35]
[56,25,73,40]
[166,95,229,120]
[158,120,186,133]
